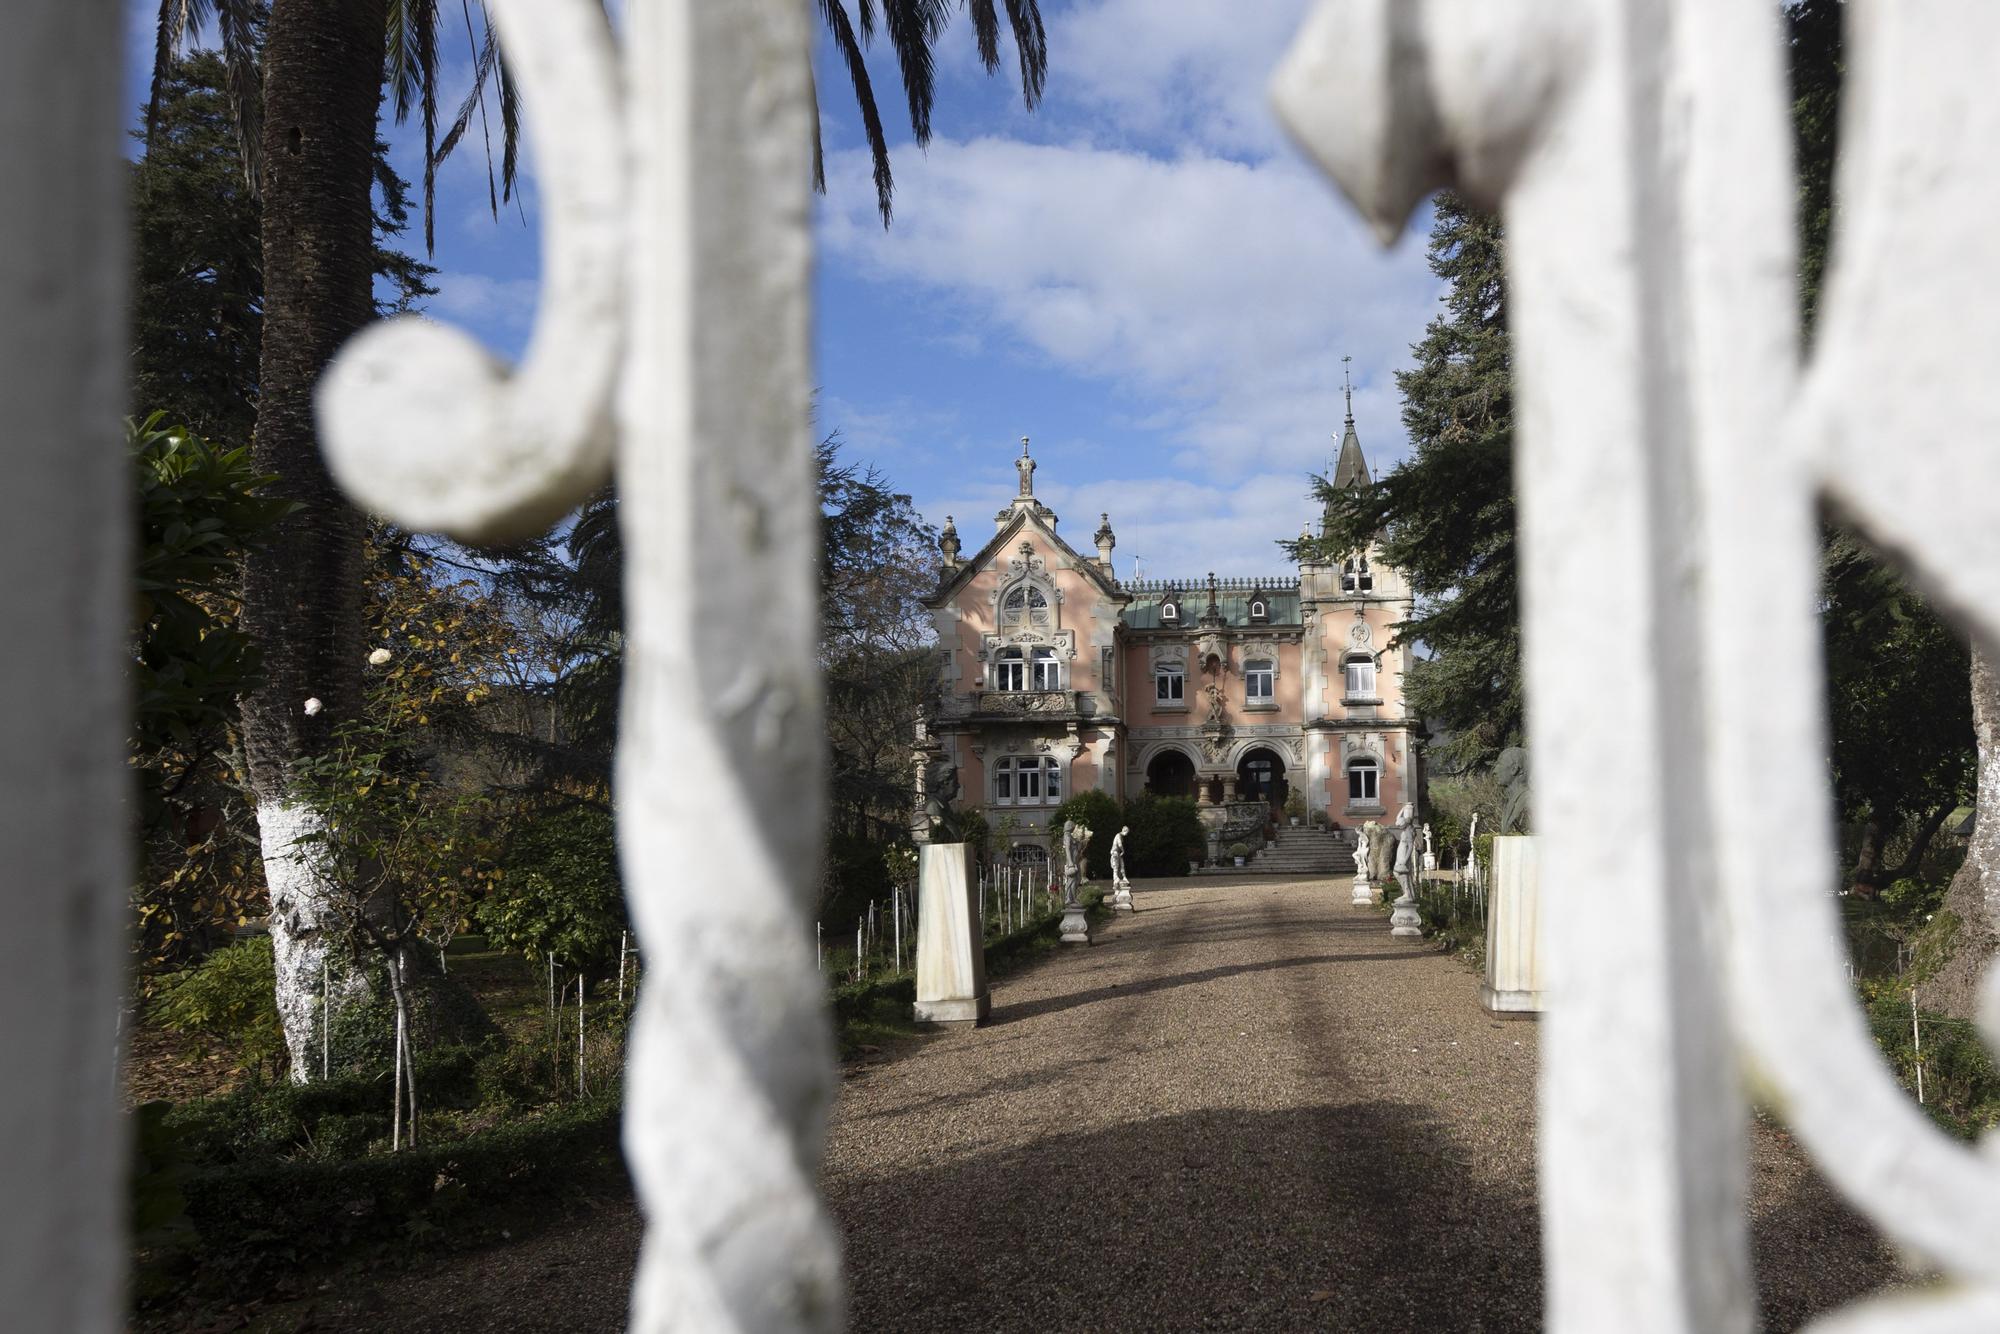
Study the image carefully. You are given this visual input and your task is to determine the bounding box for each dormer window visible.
[1248,594,1269,623]
[1160,598,1181,625]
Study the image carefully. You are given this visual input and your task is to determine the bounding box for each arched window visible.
[1000,583,1051,631]
[1249,598,1268,622]
[1030,646,1061,691]
[1154,659,1185,705]
[1342,554,1375,593]
[994,648,1026,691]
[1346,755,1380,803]
[994,755,1063,806]
[1244,657,1275,704]
[1160,599,1180,624]
[1343,653,1377,700]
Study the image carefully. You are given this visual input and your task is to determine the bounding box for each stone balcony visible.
[954,688,1088,722]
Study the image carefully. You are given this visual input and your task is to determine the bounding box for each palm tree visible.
[145,0,1049,1074]
[815,0,1049,224]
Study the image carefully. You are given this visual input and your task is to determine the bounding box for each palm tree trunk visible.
[1921,645,2000,1019]
[238,0,388,1078]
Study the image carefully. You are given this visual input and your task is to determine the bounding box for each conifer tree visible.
[1294,194,1519,772]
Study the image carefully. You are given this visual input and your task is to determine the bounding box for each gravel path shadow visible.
[281,874,1902,1331]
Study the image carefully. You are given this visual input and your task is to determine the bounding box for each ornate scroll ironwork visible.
[1274,2,2000,1331]
[318,2,840,1329]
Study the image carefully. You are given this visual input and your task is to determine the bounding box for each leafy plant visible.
[149,937,287,1078]
[1228,842,1249,860]
[476,802,626,977]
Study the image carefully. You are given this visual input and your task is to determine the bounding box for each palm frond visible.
[880,0,953,146]
[1001,0,1047,107]
[817,0,895,225]
[212,0,263,197]
[436,4,501,215]
[146,1,197,151]
[966,0,1001,73]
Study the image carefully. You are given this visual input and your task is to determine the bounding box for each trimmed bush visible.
[149,937,287,1078]
[1121,794,1203,877]
[1049,790,1122,878]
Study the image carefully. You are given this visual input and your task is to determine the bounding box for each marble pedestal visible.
[1109,881,1134,913]
[914,842,989,1026]
[1059,900,1091,943]
[1389,894,1423,938]
[1482,835,1544,1013]
[1351,875,1380,906]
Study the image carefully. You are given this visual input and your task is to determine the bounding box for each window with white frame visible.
[994,755,1062,805]
[1249,598,1268,621]
[1160,599,1180,624]
[1245,658,1275,704]
[1347,756,1380,803]
[994,648,1026,691]
[1154,659,1185,704]
[1344,654,1377,699]
[1000,583,1051,631]
[1030,646,1061,691]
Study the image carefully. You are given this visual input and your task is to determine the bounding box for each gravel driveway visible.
[824,874,1903,1332]
[290,873,1903,1332]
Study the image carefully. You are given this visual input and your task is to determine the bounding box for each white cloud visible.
[427,272,539,332]
[821,135,1437,481]
[1047,0,1315,158]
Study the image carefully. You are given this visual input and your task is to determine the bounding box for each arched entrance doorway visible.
[1146,748,1196,798]
[1237,746,1287,809]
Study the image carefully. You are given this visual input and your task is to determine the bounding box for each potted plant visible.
[1284,791,1305,827]
[1229,841,1249,868]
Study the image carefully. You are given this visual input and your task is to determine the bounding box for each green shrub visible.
[161,1041,502,1167]
[320,951,499,1081]
[149,937,287,1078]
[477,803,626,975]
[145,1099,623,1298]
[1049,790,1122,878]
[1121,794,1203,877]
[820,831,892,932]
[1865,996,2000,1137]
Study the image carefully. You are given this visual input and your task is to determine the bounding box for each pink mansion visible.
[923,408,1420,863]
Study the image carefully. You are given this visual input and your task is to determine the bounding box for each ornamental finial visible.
[1014,436,1036,498]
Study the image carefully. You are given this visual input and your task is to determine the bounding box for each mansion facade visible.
[924,410,1420,862]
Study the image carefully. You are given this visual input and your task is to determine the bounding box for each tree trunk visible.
[238,0,388,1079]
[1920,645,2000,1019]
[1847,815,1885,896]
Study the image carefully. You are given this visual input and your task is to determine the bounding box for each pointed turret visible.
[1330,358,1371,491]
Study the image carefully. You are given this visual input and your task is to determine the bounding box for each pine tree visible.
[1296,194,1519,772]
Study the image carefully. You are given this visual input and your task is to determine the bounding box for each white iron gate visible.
[10,0,2000,1330]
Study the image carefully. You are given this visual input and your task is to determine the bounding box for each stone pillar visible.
[915,842,989,1025]
[1483,836,1545,1013]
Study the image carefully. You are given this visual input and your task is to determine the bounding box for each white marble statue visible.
[1059,820,1093,943]
[1109,825,1134,912]
[1388,803,1423,938]
[1353,823,1371,875]
[1422,822,1437,873]
[1349,821,1378,906]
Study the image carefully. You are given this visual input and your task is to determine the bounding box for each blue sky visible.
[127,1,1441,575]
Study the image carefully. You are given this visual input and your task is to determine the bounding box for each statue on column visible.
[1350,821,1378,906]
[1422,822,1437,873]
[1388,803,1423,938]
[1109,825,1134,913]
[1015,436,1036,497]
[1058,819,1092,943]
